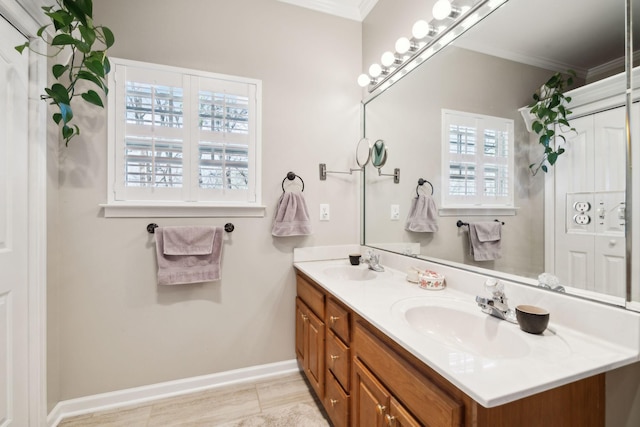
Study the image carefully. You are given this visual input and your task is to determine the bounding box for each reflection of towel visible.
[405,194,438,232]
[468,222,502,261]
[155,226,223,285]
[272,192,312,236]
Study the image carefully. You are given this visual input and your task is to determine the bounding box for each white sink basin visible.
[392,297,531,359]
[322,266,377,281]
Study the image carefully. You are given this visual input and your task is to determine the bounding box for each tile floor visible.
[58,371,331,426]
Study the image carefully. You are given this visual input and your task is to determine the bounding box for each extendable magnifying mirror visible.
[319,138,373,180]
[372,139,400,184]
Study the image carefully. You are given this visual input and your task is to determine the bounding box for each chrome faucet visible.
[363,249,385,272]
[475,279,517,323]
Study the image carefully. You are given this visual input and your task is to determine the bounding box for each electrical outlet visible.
[573,214,591,225]
[320,204,330,221]
[390,204,400,221]
[573,202,591,213]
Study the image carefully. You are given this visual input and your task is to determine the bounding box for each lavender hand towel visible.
[404,194,439,232]
[272,192,312,236]
[155,226,223,285]
[163,226,216,255]
[468,222,502,261]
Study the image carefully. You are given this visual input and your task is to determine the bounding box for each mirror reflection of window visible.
[441,109,514,208]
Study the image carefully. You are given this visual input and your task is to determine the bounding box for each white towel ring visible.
[416,178,434,196]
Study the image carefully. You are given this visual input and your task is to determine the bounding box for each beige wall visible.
[47,0,361,405]
[363,1,640,427]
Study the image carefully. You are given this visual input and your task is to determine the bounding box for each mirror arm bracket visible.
[319,163,364,180]
[378,167,400,184]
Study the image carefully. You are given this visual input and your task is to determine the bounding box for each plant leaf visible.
[532,121,544,134]
[15,42,29,53]
[541,165,548,173]
[45,83,71,104]
[52,64,69,79]
[79,25,96,45]
[84,58,105,77]
[77,70,105,91]
[52,113,63,124]
[101,26,115,48]
[81,90,104,107]
[37,24,49,37]
[62,0,89,26]
[51,33,76,46]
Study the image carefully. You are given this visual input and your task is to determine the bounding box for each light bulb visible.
[432,0,452,20]
[357,73,371,87]
[412,20,431,39]
[395,37,411,54]
[369,63,382,78]
[380,51,397,67]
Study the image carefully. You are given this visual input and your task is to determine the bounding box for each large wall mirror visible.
[363,0,639,307]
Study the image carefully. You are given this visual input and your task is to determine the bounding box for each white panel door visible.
[0,15,30,426]
[553,106,626,297]
[554,115,595,289]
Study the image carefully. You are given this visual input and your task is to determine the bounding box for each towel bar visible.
[147,223,235,233]
[282,171,304,192]
[456,219,504,228]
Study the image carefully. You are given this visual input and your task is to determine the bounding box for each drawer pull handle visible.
[330,399,338,407]
[330,315,340,324]
[385,414,396,426]
[330,354,339,367]
[376,404,386,415]
[301,314,308,321]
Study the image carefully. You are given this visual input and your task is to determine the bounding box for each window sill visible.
[100,202,267,218]
[439,206,518,216]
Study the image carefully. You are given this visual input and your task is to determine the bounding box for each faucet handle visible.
[484,278,504,298]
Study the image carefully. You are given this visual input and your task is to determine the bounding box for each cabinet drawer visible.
[327,298,350,343]
[354,321,462,427]
[325,371,350,427]
[326,331,350,391]
[296,274,324,318]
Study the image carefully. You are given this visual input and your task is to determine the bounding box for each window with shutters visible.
[104,58,264,217]
[441,109,515,214]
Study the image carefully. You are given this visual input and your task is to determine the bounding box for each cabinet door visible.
[353,359,389,427]
[296,298,325,399]
[387,397,421,427]
[306,307,325,399]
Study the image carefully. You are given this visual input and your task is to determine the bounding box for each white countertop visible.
[293,251,640,407]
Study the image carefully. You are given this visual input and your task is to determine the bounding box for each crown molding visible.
[277,0,379,21]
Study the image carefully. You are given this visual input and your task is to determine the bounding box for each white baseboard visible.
[47,359,300,427]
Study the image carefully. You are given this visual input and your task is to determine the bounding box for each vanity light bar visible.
[358,0,508,95]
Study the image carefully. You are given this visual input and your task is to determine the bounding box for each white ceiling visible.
[277,0,379,21]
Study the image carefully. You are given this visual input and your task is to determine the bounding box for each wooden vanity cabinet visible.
[294,270,605,427]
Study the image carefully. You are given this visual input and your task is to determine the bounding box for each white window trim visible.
[440,109,516,216]
[103,58,265,218]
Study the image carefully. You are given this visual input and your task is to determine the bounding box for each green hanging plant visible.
[15,0,114,145]
[528,70,576,175]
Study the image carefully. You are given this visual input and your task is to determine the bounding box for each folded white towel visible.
[155,226,223,285]
[468,222,502,261]
[272,192,312,236]
[405,194,439,232]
